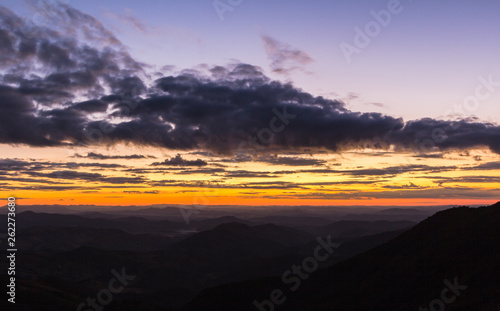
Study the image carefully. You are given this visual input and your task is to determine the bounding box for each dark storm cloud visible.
[70,100,108,113]
[390,119,500,155]
[1,4,500,159]
[0,3,145,147]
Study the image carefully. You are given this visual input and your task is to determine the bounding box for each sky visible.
[1,0,500,207]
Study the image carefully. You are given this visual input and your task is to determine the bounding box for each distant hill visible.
[302,220,416,238]
[184,202,500,311]
[0,211,249,236]
[4,203,488,311]
[0,214,413,310]
[16,226,174,251]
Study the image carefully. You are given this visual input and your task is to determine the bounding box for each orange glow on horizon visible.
[9,195,498,208]
[2,145,499,209]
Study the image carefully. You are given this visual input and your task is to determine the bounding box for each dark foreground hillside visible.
[184,202,500,311]
[0,213,407,311]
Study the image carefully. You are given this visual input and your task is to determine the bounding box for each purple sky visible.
[6,0,500,123]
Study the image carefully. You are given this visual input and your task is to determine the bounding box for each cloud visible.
[422,175,500,185]
[26,170,146,184]
[0,159,124,172]
[105,8,150,33]
[412,153,444,159]
[174,168,226,175]
[151,154,207,167]
[1,5,500,158]
[75,152,156,160]
[365,102,385,108]
[299,180,379,186]
[124,190,159,194]
[262,187,500,200]
[462,161,500,171]
[299,164,456,177]
[241,181,300,189]
[105,7,202,45]
[381,182,425,189]
[26,170,103,181]
[7,185,92,191]
[224,170,278,178]
[261,35,314,75]
[0,175,71,184]
[255,155,326,166]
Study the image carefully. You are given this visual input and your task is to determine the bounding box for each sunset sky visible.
[1,0,500,206]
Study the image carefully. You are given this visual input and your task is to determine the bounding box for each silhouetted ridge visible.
[183,202,500,311]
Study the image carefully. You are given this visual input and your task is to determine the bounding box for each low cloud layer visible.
[75,152,156,160]
[1,4,500,156]
[151,154,207,167]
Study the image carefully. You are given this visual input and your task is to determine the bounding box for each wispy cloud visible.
[104,7,202,44]
[365,102,385,108]
[105,8,150,33]
[261,35,314,75]
[74,152,156,160]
